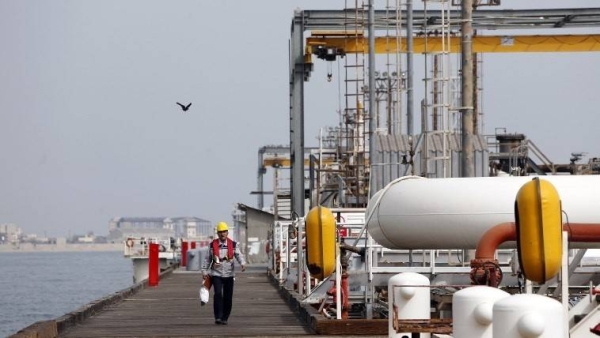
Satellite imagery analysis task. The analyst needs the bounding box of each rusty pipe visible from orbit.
[475,222,600,261]
[471,222,600,286]
[563,223,600,242]
[475,222,516,261]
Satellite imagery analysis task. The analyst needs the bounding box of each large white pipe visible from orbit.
[366,176,600,249]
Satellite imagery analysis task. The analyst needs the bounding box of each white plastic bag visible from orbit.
[199,286,210,306]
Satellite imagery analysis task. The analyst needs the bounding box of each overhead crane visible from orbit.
[289,7,600,215]
[306,33,600,56]
[295,8,600,31]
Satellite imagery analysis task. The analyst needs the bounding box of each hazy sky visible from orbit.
[1,1,598,237]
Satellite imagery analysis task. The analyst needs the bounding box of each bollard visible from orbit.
[453,286,509,338]
[493,294,564,338]
[181,241,188,267]
[388,272,431,338]
[148,243,159,287]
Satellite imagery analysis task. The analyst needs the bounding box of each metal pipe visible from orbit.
[309,154,316,208]
[335,246,341,319]
[257,150,265,210]
[368,0,377,197]
[420,100,428,177]
[406,0,414,136]
[290,11,306,217]
[561,230,568,335]
[474,222,516,261]
[461,0,474,177]
[475,222,600,261]
[564,223,600,242]
[297,218,304,297]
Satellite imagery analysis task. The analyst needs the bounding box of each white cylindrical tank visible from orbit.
[452,286,510,338]
[367,175,600,249]
[388,272,430,338]
[493,294,564,338]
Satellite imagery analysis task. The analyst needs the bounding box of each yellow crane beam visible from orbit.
[306,34,600,54]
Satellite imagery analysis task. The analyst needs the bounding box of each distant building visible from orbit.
[108,216,212,241]
[109,217,167,231]
[169,217,212,238]
[77,234,95,243]
[0,223,22,244]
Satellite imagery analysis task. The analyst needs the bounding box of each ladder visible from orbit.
[422,0,457,178]
[342,0,369,207]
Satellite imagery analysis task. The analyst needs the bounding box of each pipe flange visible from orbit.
[470,259,503,287]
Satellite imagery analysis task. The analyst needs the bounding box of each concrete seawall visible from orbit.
[0,243,122,253]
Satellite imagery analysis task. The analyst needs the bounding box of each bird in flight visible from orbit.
[176,102,192,112]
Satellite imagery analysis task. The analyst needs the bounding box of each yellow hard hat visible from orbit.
[216,222,229,232]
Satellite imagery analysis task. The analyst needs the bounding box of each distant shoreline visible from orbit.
[0,243,122,253]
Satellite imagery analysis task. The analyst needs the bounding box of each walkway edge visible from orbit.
[269,273,319,333]
[268,273,387,335]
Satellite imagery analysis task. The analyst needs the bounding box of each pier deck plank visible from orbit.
[59,267,312,337]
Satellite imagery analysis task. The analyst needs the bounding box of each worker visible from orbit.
[201,221,246,325]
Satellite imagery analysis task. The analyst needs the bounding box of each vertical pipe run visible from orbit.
[432,55,439,131]
[290,11,306,217]
[561,231,569,338]
[461,0,474,177]
[420,100,428,177]
[368,0,377,197]
[257,150,264,210]
[274,167,280,217]
[406,0,414,136]
[310,153,316,208]
[473,52,479,135]
[335,245,342,319]
[279,223,285,282]
[297,219,304,297]
[148,243,159,287]
[286,223,292,283]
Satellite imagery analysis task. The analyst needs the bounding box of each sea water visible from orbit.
[0,251,133,337]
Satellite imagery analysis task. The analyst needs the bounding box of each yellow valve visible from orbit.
[305,206,336,280]
[515,177,562,284]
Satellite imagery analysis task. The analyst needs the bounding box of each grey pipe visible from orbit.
[406,0,414,136]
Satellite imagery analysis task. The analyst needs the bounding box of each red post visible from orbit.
[326,273,350,319]
[181,241,188,267]
[341,273,350,319]
[148,243,159,287]
[191,241,196,249]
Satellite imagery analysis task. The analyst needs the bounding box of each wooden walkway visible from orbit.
[59,266,312,337]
